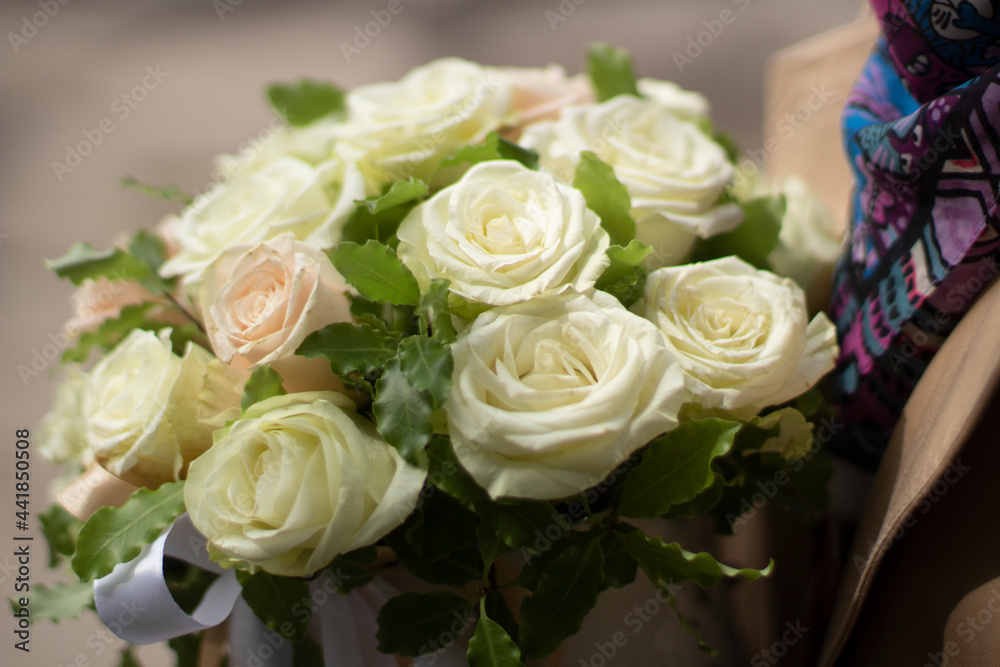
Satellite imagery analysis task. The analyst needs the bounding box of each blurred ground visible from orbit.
[0,1,864,665]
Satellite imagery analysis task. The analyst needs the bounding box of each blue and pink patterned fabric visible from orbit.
[829,0,1000,469]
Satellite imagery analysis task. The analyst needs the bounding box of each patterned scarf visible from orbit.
[829,0,1000,469]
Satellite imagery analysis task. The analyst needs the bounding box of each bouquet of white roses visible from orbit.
[28,44,840,666]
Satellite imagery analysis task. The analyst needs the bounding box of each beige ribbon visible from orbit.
[56,461,157,520]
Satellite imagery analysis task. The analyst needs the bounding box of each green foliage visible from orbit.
[297,322,399,375]
[239,570,311,642]
[163,556,219,615]
[240,366,286,414]
[618,419,741,518]
[440,132,539,171]
[120,176,192,205]
[573,151,635,247]
[395,336,453,409]
[10,581,94,624]
[595,240,653,307]
[331,241,421,307]
[376,591,473,657]
[357,178,428,215]
[323,545,378,594]
[267,80,345,125]
[586,43,640,102]
[406,491,479,562]
[690,195,784,268]
[384,515,482,588]
[39,505,80,567]
[519,541,605,659]
[419,279,457,343]
[72,481,187,582]
[47,242,158,287]
[373,356,435,464]
[168,633,200,667]
[468,598,525,667]
[619,531,772,589]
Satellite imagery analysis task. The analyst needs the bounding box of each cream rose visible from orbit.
[84,329,238,484]
[639,257,838,417]
[334,58,511,189]
[214,117,342,179]
[185,391,425,577]
[200,233,352,373]
[637,78,711,122]
[492,65,594,139]
[766,176,843,293]
[520,95,742,266]
[397,161,610,308]
[446,291,686,500]
[159,156,364,282]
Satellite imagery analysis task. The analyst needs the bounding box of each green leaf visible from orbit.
[120,176,193,205]
[489,502,564,554]
[46,243,157,286]
[426,436,490,505]
[599,532,638,590]
[620,531,772,589]
[240,570,311,642]
[690,195,783,268]
[331,241,421,307]
[519,540,605,659]
[747,408,814,460]
[594,240,653,307]
[297,322,399,375]
[323,545,378,594]
[373,356,434,464]
[117,647,141,667]
[240,366,286,414]
[420,279,457,344]
[39,505,81,567]
[164,556,220,615]
[662,474,726,520]
[573,151,635,246]
[665,591,717,655]
[477,522,513,575]
[586,43,640,102]
[168,634,200,667]
[384,519,482,588]
[440,132,539,171]
[10,581,94,624]
[376,591,473,657]
[267,80,345,126]
[468,598,525,667]
[293,635,325,667]
[72,481,187,582]
[128,229,170,275]
[483,590,520,645]
[407,490,479,561]
[358,177,428,215]
[63,302,157,363]
[396,336,454,408]
[619,418,741,518]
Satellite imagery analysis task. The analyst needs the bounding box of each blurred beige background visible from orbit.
[1,1,864,665]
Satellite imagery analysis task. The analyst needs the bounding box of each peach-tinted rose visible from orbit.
[493,65,594,140]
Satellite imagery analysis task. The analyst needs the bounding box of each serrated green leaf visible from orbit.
[331,241,421,307]
[241,366,286,414]
[72,481,187,582]
[267,80,345,126]
[468,597,525,667]
[62,302,157,363]
[297,322,399,375]
[396,336,453,408]
[39,505,81,567]
[440,132,539,171]
[240,570,311,642]
[373,356,434,464]
[10,581,94,624]
[427,436,490,505]
[419,279,457,343]
[619,419,741,518]
[519,540,605,659]
[323,545,378,594]
[691,195,782,268]
[46,243,157,287]
[620,531,772,590]
[586,43,640,102]
[120,177,193,206]
[573,151,635,247]
[665,591,717,655]
[376,591,473,657]
[358,177,428,215]
[595,240,653,306]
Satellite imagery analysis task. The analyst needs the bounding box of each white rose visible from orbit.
[334,58,511,189]
[200,233,352,372]
[85,329,237,484]
[185,391,425,577]
[492,65,594,139]
[639,257,838,417]
[38,366,93,468]
[766,176,843,292]
[520,96,742,266]
[214,118,342,178]
[637,78,711,122]
[446,291,686,500]
[397,161,610,308]
[159,156,364,282]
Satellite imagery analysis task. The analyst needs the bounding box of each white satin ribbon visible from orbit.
[93,517,473,666]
